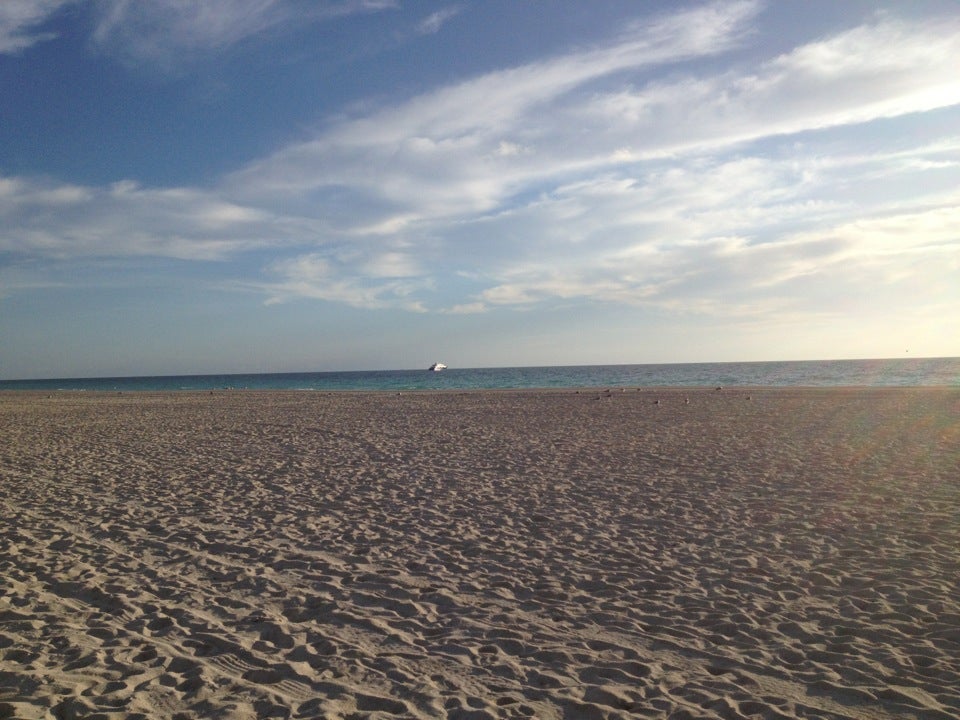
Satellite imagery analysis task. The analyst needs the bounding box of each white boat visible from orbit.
[428,362,447,371]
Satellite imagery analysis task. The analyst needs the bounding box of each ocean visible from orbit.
[1,357,958,392]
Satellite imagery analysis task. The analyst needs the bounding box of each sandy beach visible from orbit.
[1,387,958,719]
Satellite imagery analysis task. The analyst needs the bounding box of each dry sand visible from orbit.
[1,387,958,720]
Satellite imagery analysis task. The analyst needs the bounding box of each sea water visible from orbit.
[1,357,958,392]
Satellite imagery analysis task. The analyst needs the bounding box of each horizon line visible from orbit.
[2,355,957,384]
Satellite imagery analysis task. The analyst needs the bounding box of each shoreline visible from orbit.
[3,384,958,395]
[2,388,958,718]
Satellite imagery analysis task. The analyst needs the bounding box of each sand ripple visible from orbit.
[1,388,959,719]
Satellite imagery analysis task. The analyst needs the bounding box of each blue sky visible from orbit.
[1,0,958,378]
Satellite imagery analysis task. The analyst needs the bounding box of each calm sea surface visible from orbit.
[1,358,958,392]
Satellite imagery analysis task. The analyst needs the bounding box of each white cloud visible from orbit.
[494,141,527,158]
[416,6,460,36]
[262,252,428,310]
[0,175,310,260]
[442,143,960,318]
[444,302,486,315]
[227,1,762,205]
[90,0,397,67]
[92,0,287,64]
[562,16,960,163]
[0,0,77,54]
[227,6,960,249]
[360,251,420,278]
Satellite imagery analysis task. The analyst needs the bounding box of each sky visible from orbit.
[1,0,959,379]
